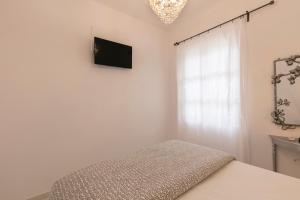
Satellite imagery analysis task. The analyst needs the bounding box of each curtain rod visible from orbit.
[174,0,275,46]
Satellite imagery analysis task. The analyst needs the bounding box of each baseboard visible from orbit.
[27,192,49,200]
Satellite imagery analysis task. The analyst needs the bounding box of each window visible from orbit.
[176,20,249,162]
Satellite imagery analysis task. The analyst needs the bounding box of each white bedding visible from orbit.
[178,161,300,200]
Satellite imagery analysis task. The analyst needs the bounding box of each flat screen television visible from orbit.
[94,37,132,69]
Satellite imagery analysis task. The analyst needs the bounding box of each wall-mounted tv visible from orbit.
[94,37,132,69]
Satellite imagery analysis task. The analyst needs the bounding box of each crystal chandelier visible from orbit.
[149,0,188,24]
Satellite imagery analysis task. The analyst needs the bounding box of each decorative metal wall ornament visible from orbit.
[272,55,300,130]
[271,104,295,130]
[272,55,300,85]
[277,98,290,106]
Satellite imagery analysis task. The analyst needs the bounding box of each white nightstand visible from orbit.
[270,135,300,172]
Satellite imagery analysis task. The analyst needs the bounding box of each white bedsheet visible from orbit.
[178,161,300,200]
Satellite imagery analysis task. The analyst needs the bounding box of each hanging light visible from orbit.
[149,0,188,24]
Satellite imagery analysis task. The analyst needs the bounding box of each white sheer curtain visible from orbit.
[177,20,249,162]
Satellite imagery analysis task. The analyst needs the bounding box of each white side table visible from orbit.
[270,135,300,172]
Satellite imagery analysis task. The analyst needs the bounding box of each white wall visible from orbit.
[169,0,300,174]
[0,0,172,199]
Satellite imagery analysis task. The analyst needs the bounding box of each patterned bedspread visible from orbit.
[49,140,234,200]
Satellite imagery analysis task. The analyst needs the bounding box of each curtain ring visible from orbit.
[246,11,250,22]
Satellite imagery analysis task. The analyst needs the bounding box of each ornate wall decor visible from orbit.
[272,55,300,130]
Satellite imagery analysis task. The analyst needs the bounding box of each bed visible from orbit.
[49,140,300,200]
[178,161,300,200]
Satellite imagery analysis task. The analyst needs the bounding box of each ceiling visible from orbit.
[95,0,221,29]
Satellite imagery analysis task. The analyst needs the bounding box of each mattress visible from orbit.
[178,161,300,200]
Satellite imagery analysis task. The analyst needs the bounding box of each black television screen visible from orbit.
[94,37,132,69]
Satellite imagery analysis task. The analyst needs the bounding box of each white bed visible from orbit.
[179,161,300,200]
[49,141,300,200]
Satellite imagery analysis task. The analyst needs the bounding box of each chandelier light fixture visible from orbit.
[149,0,188,24]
